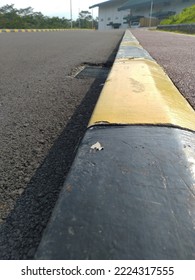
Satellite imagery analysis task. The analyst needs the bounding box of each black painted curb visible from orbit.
[35,30,195,260]
[35,126,195,260]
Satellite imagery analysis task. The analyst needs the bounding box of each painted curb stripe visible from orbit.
[35,126,195,260]
[34,30,195,260]
[88,30,195,132]
[0,29,94,33]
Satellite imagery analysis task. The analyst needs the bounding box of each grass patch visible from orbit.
[160,5,195,25]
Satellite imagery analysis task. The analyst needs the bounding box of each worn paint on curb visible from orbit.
[88,30,195,131]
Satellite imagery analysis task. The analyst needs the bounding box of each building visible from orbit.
[90,0,128,30]
[89,0,194,30]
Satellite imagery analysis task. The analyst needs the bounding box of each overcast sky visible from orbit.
[0,0,106,19]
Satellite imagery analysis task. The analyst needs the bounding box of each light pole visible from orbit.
[70,0,73,28]
[78,8,81,29]
[149,0,153,27]
[91,8,94,29]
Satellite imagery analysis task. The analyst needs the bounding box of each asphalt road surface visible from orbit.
[131,29,195,109]
[0,29,194,260]
[0,30,123,259]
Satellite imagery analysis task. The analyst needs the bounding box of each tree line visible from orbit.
[0,4,98,29]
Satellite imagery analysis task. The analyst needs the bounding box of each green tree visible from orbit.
[0,4,19,28]
[78,10,93,28]
[0,4,95,29]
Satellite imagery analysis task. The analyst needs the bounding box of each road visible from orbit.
[0,30,124,259]
[131,29,195,109]
[0,29,194,259]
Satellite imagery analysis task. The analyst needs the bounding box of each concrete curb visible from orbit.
[35,30,195,260]
[89,30,195,131]
[0,29,94,33]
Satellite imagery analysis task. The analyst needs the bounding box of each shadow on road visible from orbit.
[0,43,121,260]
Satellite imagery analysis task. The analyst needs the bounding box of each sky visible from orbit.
[0,0,106,19]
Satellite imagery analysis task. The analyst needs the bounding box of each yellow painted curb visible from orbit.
[89,58,195,131]
[0,29,94,33]
[120,41,141,47]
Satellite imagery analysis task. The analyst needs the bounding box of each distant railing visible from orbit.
[157,23,195,34]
